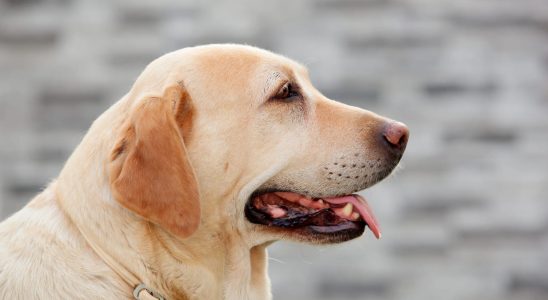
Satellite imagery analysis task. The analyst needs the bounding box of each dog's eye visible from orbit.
[274,82,301,102]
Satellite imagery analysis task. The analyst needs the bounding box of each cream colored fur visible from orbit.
[0,44,399,299]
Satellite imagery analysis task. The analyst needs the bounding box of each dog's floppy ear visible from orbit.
[109,86,200,238]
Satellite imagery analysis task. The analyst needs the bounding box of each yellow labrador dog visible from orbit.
[0,44,408,299]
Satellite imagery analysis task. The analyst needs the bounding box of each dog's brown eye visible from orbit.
[274,82,301,102]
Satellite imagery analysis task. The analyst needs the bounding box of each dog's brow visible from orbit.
[263,71,282,96]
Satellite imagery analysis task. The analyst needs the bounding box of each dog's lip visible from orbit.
[245,190,381,239]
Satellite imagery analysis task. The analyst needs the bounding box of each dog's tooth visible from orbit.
[312,199,327,209]
[267,205,287,218]
[351,212,360,220]
[342,203,353,217]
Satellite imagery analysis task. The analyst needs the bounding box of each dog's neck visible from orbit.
[54,100,272,300]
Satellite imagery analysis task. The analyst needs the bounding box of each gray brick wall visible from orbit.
[1,0,547,299]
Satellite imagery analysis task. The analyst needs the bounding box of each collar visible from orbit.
[75,220,166,300]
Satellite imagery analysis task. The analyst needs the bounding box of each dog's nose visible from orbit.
[382,121,409,155]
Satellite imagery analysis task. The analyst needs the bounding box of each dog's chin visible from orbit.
[244,190,379,244]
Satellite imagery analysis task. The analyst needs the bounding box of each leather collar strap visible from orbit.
[77,228,166,300]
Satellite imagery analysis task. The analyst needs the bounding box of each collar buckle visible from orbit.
[133,283,165,300]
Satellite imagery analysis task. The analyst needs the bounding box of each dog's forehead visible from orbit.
[186,44,308,80]
[132,45,310,101]
[169,45,311,105]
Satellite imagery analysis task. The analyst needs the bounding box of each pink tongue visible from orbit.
[323,195,381,239]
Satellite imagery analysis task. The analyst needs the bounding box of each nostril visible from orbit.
[383,121,409,150]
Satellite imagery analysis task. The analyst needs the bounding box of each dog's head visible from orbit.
[108,44,408,245]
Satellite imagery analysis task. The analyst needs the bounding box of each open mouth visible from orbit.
[245,191,381,239]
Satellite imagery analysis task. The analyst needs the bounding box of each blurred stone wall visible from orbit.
[1,0,548,299]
